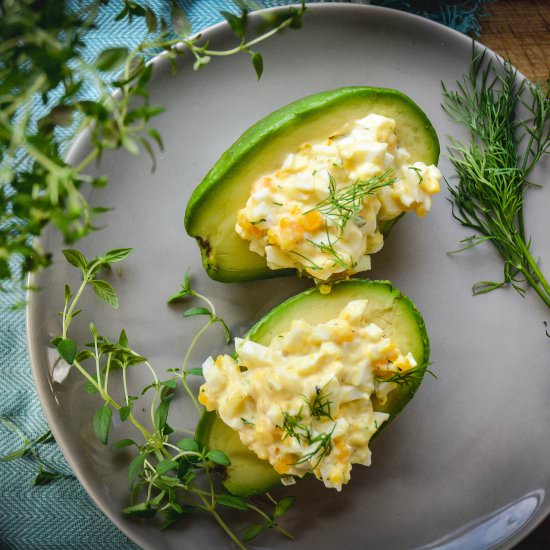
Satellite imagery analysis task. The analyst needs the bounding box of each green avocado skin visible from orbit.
[185,86,440,282]
[195,280,430,497]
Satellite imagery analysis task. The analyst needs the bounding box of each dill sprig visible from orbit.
[280,395,336,468]
[293,426,335,469]
[306,227,355,270]
[442,46,550,306]
[307,171,395,231]
[305,385,334,420]
[374,365,434,387]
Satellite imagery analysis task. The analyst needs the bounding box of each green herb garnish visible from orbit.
[54,247,294,548]
[307,170,395,231]
[0,1,306,288]
[442,46,550,306]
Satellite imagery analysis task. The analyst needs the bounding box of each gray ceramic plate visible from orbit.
[27,4,550,550]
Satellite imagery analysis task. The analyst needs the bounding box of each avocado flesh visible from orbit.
[195,280,430,497]
[185,87,440,282]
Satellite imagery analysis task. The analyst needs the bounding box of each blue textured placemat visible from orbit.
[0,1,489,549]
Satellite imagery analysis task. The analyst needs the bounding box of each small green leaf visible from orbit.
[154,394,174,433]
[62,249,87,271]
[216,493,248,510]
[118,329,129,347]
[182,306,211,318]
[156,460,178,475]
[76,349,94,363]
[176,439,199,453]
[93,405,112,445]
[215,317,232,344]
[221,10,247,39]
[186,367,203,377]
[161,506,195,529]
[243,523,265,542]
[103,248,133,264]
[119,405,132,421]
[0,446,28,462]
[148,128,164,151]
[123,502,156,518]
[274,495,295,517]
[32,468,63,486]
[84,380,99,394]
[171,4,191,36]
[114,438,136,450]
[128,453,147,486]
[145,8,157,33]
[97,47,129,71]
[90,279,119,309]
[206,450,231,466]
[56,338,77,365]
[250,51,263,80]
[167,289,191,303]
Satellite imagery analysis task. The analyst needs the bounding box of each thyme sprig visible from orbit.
[0,0,306,286]
[442,46,550,306]
[54,247,295,548]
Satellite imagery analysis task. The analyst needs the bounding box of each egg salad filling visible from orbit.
[236,113,441,281]
[198,299,418,491]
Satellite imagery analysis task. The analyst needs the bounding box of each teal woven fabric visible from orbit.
[0,1,489,549]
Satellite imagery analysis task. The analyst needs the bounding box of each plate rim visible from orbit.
[26,3,545,549]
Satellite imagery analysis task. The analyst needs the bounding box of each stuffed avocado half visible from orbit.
[185,86,440,283]
[195,280,430,497]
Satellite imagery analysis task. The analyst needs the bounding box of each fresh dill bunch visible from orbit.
[307,170,395,231]
[442,46,550,306]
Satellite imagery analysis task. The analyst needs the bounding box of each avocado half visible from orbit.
[185,86,440,283]
[195,280,430,497]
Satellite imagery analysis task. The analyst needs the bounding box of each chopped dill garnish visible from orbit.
[293,426,335,469]
[408,166,424,184]
[250,218,266,225]
[305,385,333,420]
[306,170,395,231]
[306,223,356,270]
[280,406,336,468]
[288,250,323,271]
[281,408,310,444]
[375,365,435,386]
[241,417,255,426]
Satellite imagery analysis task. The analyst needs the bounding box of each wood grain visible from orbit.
[479,0,550,83]
[478,1,550,548]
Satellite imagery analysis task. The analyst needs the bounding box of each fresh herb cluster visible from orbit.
[443,47,550,307]
[0,0,306,287]
[53,247,295,547]
[293,171,395,274]
[279,386,336,469]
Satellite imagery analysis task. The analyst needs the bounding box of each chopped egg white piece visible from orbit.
[198,299,418,491]
[235,113,441,280]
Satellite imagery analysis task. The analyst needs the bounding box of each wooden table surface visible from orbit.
[478,1,549,548]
